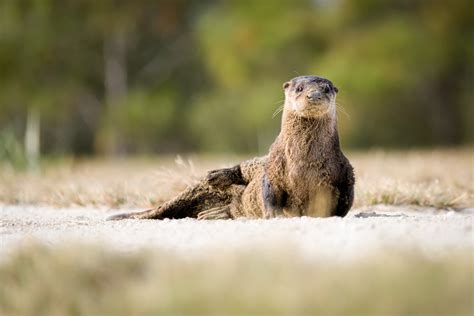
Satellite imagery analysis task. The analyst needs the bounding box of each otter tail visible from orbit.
[107,166,244,221]
[107,184,229,220]
[107,198,195,220]
[107,208,161,220]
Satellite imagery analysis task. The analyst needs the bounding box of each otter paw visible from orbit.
[197,206,231,220]
[264,209,276,219]
[204,169,234,188]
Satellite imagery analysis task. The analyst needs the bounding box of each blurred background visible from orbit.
[0,0,472,169]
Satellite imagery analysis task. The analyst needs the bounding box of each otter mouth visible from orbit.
[303,108,331,118]
[307,100,330,108]
[293,100,332,118]
[294,107,331,119]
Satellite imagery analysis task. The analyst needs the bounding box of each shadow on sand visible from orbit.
[354,212,407,218]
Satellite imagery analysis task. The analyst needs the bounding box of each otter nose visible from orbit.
[307,91,323,102]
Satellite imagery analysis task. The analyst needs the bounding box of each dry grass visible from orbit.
[0,148,472,210]
[0,243,472,316]
[351,148,473,209]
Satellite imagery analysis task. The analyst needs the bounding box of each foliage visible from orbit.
[0,128,27,170]
[0,0,472,155]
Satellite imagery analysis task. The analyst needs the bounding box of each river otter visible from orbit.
[108,75,354,220]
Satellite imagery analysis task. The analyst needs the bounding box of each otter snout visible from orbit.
[306,91,323,103]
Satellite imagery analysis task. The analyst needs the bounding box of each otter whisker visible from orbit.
[273,98,285,104]
[272,104,284,119]
[336,106,349,118]
[336,102,350,119]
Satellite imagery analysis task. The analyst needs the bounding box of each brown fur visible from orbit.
[108,76,354,220]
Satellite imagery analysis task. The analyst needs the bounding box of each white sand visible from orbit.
[1,205,472,260]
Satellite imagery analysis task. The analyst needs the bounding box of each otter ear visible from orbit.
[283,82,290,90]
[334,86,339,93]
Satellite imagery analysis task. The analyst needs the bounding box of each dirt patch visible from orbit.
[1,205,472,260]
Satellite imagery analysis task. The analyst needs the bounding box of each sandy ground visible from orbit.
[1,205,472,260]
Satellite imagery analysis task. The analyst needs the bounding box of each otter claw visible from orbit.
[197,206,231,220]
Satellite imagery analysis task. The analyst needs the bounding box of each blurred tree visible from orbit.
[191,0,327,153]
[0,0,213,158]
[0,0,472,161]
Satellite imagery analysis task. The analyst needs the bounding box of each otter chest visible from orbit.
[285,142,333,187]
[284,144,338,216]
[286,161,337,217]
[287,160,327,185]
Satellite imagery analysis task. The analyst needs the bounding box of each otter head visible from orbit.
[283,76,338,119]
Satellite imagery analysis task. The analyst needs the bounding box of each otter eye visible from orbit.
[296,85,303,93]
[323,85,331,93]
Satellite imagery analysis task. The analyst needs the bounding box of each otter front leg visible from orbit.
[333,162,355,217]
[262,174,287,218]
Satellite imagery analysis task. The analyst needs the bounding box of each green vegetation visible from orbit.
[0,0,472,162]
[0,244,472,316]
[0,128,27,170]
